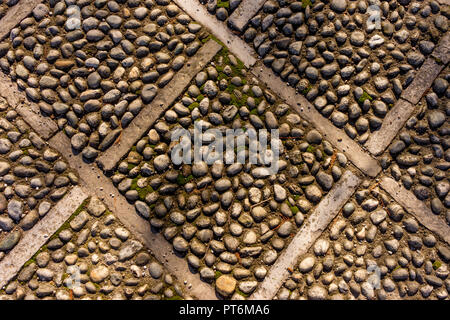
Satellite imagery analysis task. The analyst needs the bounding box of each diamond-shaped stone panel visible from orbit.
[276,181,450,300]
[240,0,447,144]
[0,0,207,160]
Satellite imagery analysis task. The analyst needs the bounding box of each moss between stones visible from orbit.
[188,102,199,111]
[302,0,312,8]
[176,174,194,186]
[216,0,230,9]
[358,91,373,104]
[433,260,442,270]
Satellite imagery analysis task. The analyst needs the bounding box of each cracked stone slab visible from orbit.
[174,0,257,68]
[250,170,361,300]
[48,132,217,300]
[380,176,450,246]
[228,0,266,32]
[365,99,415,156]
[400,58,445,105]
[0,0,43,41]
[0,186,87,288]
[97,39,222,173]
[252,63,381,178]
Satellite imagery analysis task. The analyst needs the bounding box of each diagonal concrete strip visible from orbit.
[0,72,58,140]
[365,98,415,156]
[400,57,445,105]
[0,186,88,288]
[250,170,361,300]
[173,0,257,68]
[431,30,450,64]
[228,0,266,32]
[0,0,43,41]
[49,132,218,300]
[252,64,381,178]
[380,176,450,246]
[97,39,222,173]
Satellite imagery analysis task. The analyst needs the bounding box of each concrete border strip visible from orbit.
[48,132,218,300]
[228,0,266,32]
[250,170,361,300]
[97,39,222,173]
[252,64,381,178]
[0,186,87,288]
[380,176,450,245]
[431,30,450,65]
[0,72,58,140]
[173,0,257,68]
[400,57,445,105]
[0,0,43,41]
[365,99,415,156]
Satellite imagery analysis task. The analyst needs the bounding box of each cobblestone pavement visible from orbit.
[0,0,448,300]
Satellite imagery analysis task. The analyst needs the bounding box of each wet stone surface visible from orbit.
[111,49,351,299]
[0,0,208,161]
[0,96,77,256]
[276,180,450,300]
[382,67,449,222]
[0,196,187,300]
[241,0,448,144]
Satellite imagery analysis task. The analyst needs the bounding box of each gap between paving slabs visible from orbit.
[0,0,43,41]
[0,186,87,288]
[47,132,218,300]
[97,39,222,173]
[250,170,362,300]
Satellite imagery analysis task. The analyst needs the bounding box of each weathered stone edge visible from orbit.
[365,98,415,156]
[0,186,87,288]
[0,0,43,41]
[250,170,361,300]
[252,64,381,178]
[0,72,59,140]
[400,57,445,105]
[431,31,450,64]
[380,176,450,246]
[48,132,218,300]
[366,30,449,156]
[173,0,257,68]
[96,39,222,173]
[228,0,266,32]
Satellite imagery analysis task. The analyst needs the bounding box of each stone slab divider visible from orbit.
[0,0,43,41]
[400,58,445,105]
[380,176,450,245]
[0,72,59,140]
[431,32,450,65]
[365,32,449,156]
[228,0,266,32]
[252,64,381,178]
[173,0,257,68]
[364,99,415,156]
[96,39,222,173]
[250,170,361,300]
[0,186,88,288]
[48,132,218,300]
